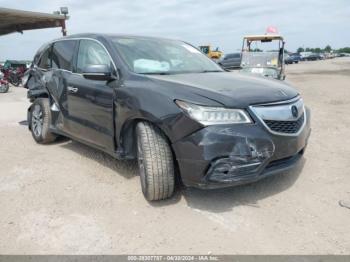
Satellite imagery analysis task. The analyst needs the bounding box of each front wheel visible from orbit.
[11,77,21,87]
[136,122,175,201]
[30,98,57,144]
[0,83,9,93]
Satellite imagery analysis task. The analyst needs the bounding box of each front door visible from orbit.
[66,39,116,151]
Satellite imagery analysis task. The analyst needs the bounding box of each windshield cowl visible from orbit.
[139,69,224,75]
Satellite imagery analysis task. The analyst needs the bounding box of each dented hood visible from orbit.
[147,72,299,108]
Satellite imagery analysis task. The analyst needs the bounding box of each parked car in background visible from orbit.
[290,53,302,63]
[325,53,336,59]
[284,54,293,64]
[25,33,311,201]
[300,52,312,61]
[304,53,323,61]
[285,53,302,64]
[218,53,241,69]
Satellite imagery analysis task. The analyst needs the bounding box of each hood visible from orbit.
[146,72,299,108]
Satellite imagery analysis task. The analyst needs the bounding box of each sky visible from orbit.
[0,0,349,60]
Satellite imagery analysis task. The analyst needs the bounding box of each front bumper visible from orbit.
[172,107,311,189]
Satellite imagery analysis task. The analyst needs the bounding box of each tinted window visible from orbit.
[51,40,77,71]
[76,40,111,73]
[38,48,51,69]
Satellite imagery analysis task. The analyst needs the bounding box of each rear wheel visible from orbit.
[136,122,175,201]
[30,98,57,144]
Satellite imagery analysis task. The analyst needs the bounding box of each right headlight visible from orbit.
[175,100,252,125]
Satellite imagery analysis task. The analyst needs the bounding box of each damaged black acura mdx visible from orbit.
[25,34,311,201]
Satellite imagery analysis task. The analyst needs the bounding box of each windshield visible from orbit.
[112,37,223,74]
[241,51,280,68]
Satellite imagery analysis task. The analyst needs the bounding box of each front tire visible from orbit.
[30,98,57,144]
[136,122,175,201]
[11,79,21,87]
[0,83,9,93]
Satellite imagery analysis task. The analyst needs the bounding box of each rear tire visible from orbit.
[30,98,57,144]
[136,122,175,201]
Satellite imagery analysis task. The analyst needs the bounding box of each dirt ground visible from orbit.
[0,58,349,254]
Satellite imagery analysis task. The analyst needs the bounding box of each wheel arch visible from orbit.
[28,89,50,102]
[118,116,173,159]
[119,116,183,187]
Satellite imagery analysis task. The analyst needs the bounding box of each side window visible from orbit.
[51,40,77,71]
[76,40,111,73]
[38,48,51,69]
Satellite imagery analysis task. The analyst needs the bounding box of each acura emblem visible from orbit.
[291,105,298,118]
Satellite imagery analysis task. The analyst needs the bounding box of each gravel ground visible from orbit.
[0,58,349,254]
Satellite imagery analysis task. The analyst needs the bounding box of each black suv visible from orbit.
[25,34,311,201]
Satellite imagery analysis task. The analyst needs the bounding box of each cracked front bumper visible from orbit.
[172,107,311,189]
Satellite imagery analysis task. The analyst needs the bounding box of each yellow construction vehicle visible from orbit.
[199,45,223,60]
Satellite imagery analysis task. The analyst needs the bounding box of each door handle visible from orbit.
[67,86,78,93]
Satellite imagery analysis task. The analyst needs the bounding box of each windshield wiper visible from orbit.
[139,72,173,75]
[198,70,224,73]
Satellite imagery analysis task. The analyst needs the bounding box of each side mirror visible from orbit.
[82,64,115,81]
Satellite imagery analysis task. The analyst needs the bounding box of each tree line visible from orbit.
[297,45,350,54]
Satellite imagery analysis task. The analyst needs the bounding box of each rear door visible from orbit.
[30,45,52,92]
[66,39,115,151]
[45,40,78,134]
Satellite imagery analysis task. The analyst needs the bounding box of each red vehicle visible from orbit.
[0,71,9,93]
[2,67,25,86]
[1,60,28,86]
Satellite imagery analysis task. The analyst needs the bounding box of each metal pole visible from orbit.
[61,19,67,36]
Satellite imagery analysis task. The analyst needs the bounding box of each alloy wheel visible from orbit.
[32,104,43,137]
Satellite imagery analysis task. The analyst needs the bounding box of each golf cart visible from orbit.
[240,34,285,80]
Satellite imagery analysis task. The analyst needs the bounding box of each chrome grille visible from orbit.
[264,113,304,134]
[249,97,306,136]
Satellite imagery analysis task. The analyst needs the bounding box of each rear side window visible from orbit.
[76,40,111,73]
[38,48,51,69]
[51,40,77,71]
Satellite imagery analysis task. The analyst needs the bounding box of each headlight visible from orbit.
[175,100,252,125]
